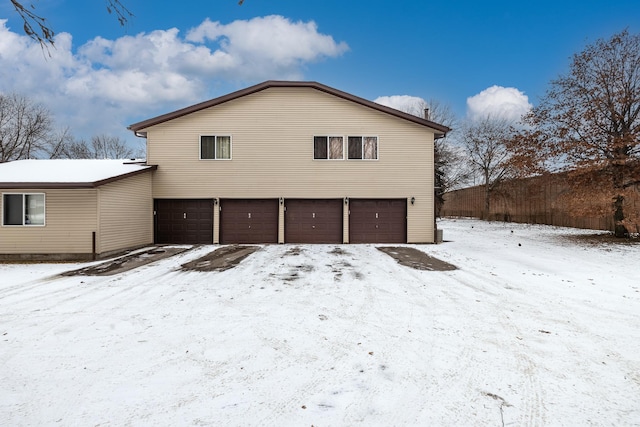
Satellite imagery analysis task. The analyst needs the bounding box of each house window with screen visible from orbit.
[201,135,232,160]
[348,136,378,160]
[2,193,45,226]
[314,136,344,160]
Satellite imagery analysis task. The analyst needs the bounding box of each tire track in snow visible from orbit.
[515,352,545,427]
[416,256,548,426]
[251,245,374,424]
[234,245,402,425]
[493,300,546,427]
[0,246,208,310]
[0,245,163,299]
[389,251,547,426]
[332,246,481,425]
[0,247,214,370]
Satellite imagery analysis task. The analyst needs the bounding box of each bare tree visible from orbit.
[387,98,471,215]
[424,100,473,215]
[56,134,135,159]
[520,29,640,237]
[0,93,139,161]
[0,93,53,162]
[91,134,135,159]
[10,0,246,47]
[460,116,515,219]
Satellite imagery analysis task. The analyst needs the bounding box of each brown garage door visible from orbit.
[155,199,213,244]
[220,199,279,244]
[285,199,343,243]
[349,199,407,243]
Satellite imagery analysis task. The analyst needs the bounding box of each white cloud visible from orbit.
[0,17,348,143]
[373,95,427,116]
[186,16,348,78]
[466,85,532,121]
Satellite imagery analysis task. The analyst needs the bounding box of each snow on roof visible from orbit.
[0,159,154,187]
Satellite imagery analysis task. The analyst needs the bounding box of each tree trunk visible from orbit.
[613,195,628,237]
[483,182,491,220]
[612,159,629,238]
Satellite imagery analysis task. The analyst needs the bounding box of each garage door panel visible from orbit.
[155,199,213,244]
[349,199,406,243]
[285,199,343,244]
[220,199,278,244]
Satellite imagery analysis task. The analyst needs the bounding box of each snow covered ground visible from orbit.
[1,218,639,426]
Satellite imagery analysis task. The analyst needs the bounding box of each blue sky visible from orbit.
[1,0,640,146]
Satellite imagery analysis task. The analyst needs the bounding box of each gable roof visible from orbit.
[128,81,451,138]
[0,159,156,189]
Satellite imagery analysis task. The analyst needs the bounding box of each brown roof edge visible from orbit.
[0,165,157,189]
[127,81,451,137]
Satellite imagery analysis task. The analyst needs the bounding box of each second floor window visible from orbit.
[348,136,378,160]
[314,136,344,160]
[201,135,232,160]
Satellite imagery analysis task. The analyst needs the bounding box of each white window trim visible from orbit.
[347,135,379,161]
[2,192,46,227]
[199,134,233,161]
[313,135,345,161]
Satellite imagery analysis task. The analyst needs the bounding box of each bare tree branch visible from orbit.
[9,0,134,48]
[105,0,134,27]
[10,0,248,47]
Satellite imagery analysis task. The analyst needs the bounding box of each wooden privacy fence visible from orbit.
[441,175,640,232]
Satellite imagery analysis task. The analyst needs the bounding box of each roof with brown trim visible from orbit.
[0,159,156,189]
[128,81,451,138]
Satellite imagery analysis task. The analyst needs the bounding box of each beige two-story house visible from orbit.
[128,81,449,245]
[0,81,448,260]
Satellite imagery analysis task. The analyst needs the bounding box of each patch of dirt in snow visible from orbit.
[270,264,315,283]
[329,247,350,256]
[378,246,457,271]
[327,246,363,280]
[181,245,260,272]
[62,246,191,276]
[560,232,640,247]
[284,246,306,256]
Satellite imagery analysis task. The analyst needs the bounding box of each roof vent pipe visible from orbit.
[424,108,430,120]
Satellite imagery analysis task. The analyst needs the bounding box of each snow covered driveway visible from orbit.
[1,219,639,426]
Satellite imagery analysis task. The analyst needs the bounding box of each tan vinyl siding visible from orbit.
[0,189,97,255]
[343,202,350,243]
[213,198,220,244]
[145,87,435,243]
[278,202,285,244]
[97,172,153,254]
